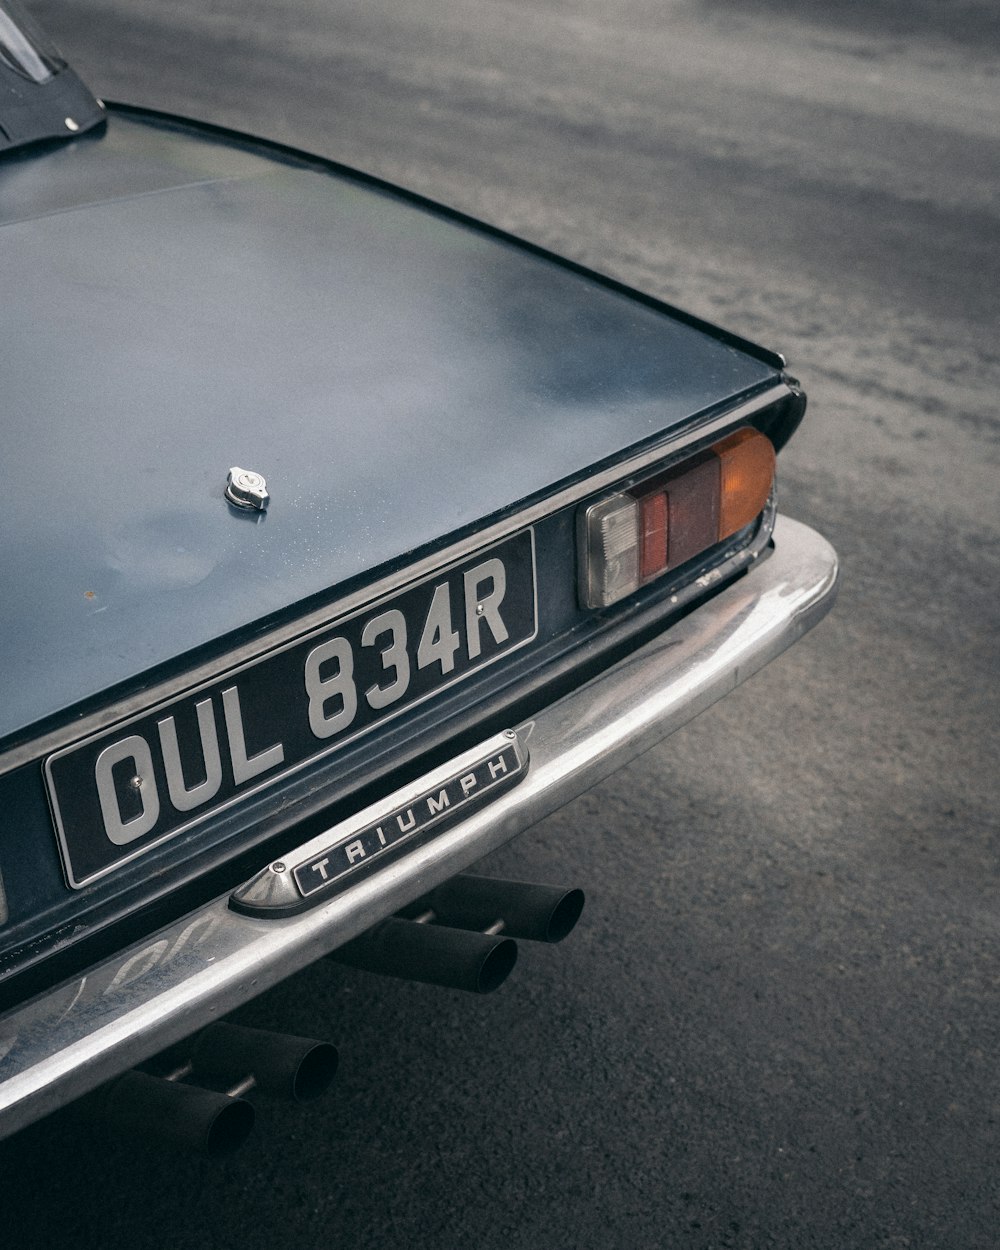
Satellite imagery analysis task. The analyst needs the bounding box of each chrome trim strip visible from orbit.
[0,514,836,1139]
[0,382,791,776]
[231,729,529,916]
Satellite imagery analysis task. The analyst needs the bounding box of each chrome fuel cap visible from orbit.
[225,466,269,511]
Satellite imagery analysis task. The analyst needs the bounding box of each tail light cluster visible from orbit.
[578,427,776,608]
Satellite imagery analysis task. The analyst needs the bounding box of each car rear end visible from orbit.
[0,102,837,1145]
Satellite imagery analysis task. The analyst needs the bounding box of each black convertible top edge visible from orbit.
[103,100,789,374]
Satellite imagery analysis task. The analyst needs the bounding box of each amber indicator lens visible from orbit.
[713,427,776,540]
[579,426,776,608]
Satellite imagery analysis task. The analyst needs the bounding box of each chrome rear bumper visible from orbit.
[0,514,837,1140]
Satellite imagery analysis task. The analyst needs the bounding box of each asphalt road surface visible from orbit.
[8,2,999,1247]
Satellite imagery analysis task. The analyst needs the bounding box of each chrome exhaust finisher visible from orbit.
[328,916,518,994]
[0,516,837,1143]
[190,1022,338,1104]
[408,874,585,944]
[93,1069,255,1157]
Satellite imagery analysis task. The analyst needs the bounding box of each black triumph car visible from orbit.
[0,2,837,1152]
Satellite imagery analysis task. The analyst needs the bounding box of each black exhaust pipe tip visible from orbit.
[203,1095,256,1158]
[290,1040,340,1103]
[191,1022,339,1103]
[330,916,518,994]
[420,875,586,943]
[98,1070,255,1157]
[473,933,519,994]
[539,887,585,943]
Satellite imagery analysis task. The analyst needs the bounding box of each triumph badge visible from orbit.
[225,466,269,512]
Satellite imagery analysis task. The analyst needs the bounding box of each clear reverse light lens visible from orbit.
[580,493,639,608]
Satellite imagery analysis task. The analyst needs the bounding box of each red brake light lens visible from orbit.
[639,491,668,580]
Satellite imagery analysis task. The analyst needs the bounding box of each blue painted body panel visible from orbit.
[1,110,778,745]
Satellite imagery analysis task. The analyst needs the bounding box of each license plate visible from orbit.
[46,530,537,888]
